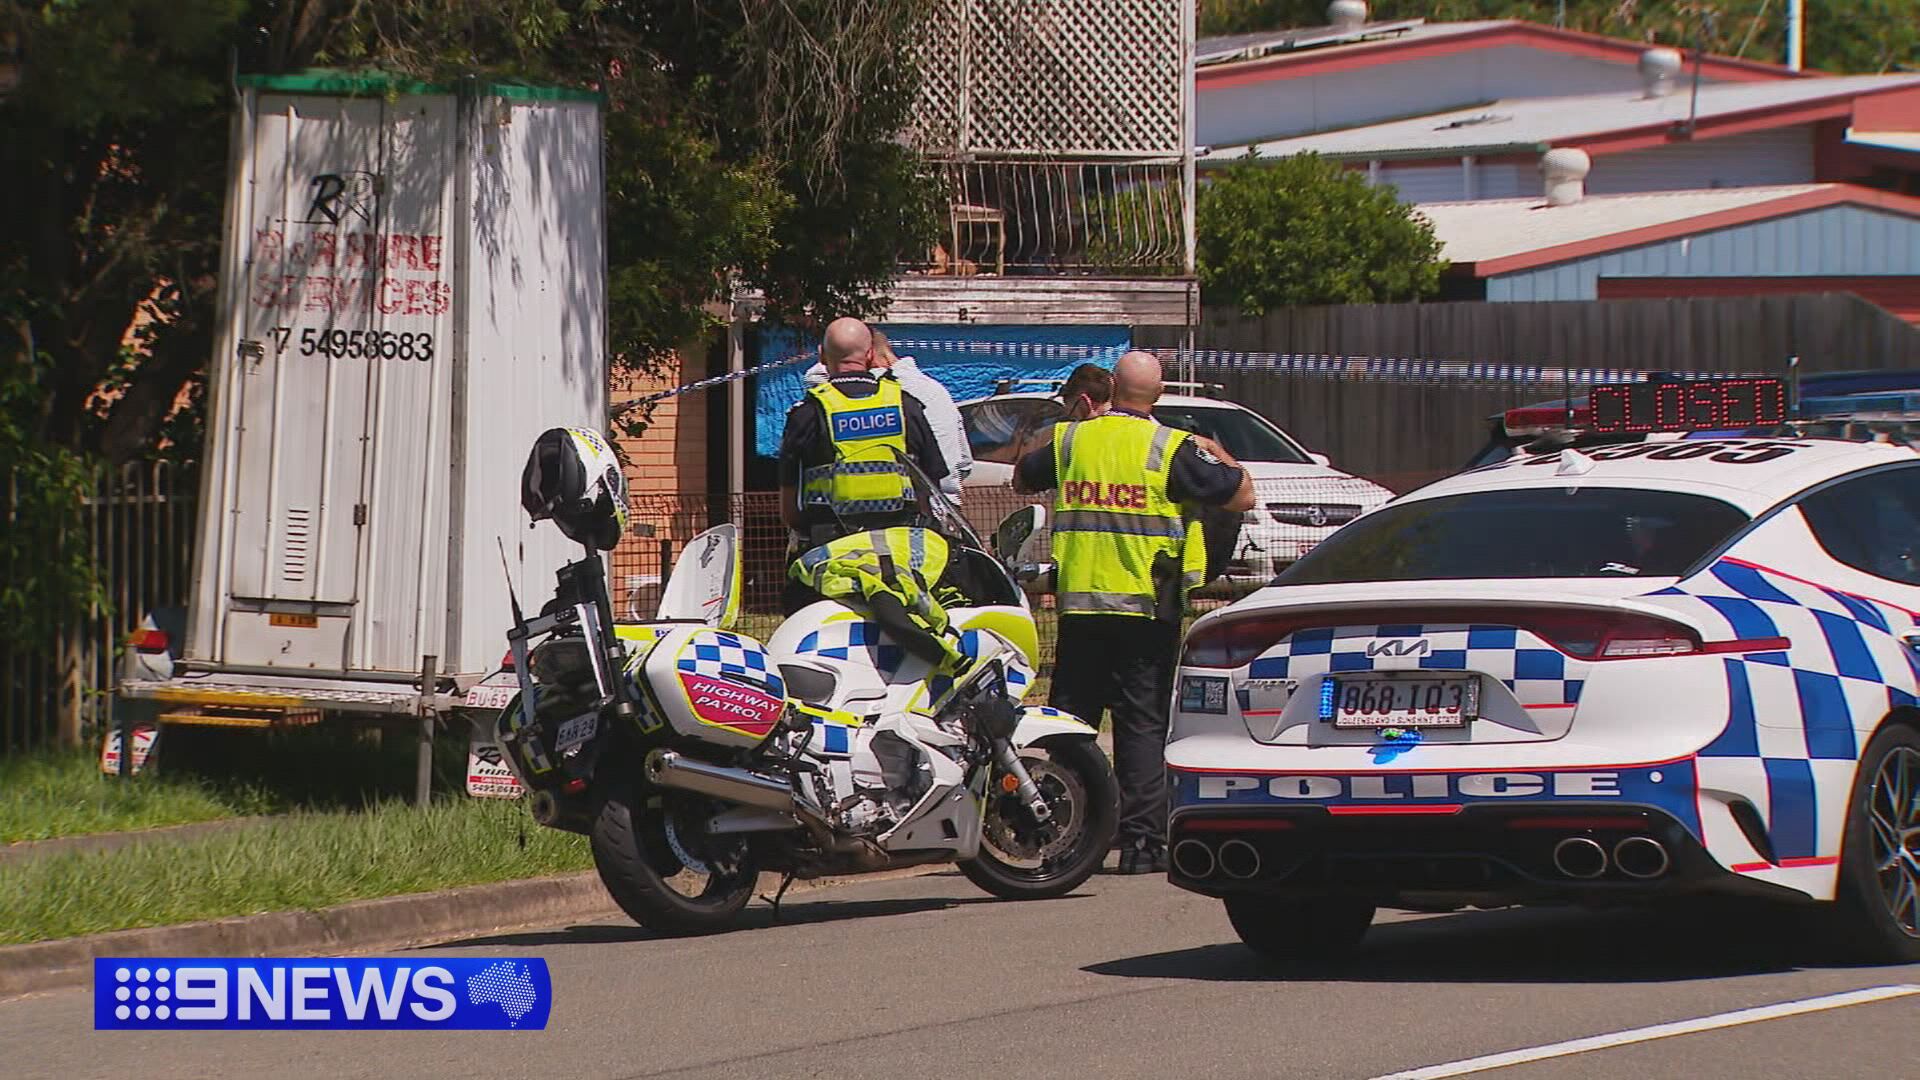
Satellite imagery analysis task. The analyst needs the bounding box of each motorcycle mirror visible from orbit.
[992,504,1047,566]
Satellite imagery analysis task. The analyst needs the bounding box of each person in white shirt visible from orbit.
[802,331,973,503]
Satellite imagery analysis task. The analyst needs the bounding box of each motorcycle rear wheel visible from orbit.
[960,737,1117,900]
[590,785,757,935]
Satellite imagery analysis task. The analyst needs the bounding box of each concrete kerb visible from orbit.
[0,865,945,1000]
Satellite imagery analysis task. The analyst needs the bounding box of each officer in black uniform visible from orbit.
[778,317,949,613]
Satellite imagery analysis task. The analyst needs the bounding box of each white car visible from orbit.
[1166,418,1920,965]
[958,385,1392,584]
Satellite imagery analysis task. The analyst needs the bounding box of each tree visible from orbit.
[1197,1,1920,75]
[1196,153,1445,315]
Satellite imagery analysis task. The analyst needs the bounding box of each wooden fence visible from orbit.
[1,464,197,754]
[1142,293,1920,477]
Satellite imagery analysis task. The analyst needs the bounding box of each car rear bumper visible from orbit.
[1166,802,1809,909]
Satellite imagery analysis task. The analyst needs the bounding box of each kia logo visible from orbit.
[1366,638,1431,657]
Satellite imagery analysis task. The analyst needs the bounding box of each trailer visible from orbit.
[117,72,606,802]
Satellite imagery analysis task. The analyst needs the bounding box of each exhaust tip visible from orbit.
[529,789,560,827]
[1172,839,1217,879]
[1553,836,1608,879]
[1217,839,1262,880]
[1614,836,1671,879]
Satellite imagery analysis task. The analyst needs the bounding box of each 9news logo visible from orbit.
[94,958,550,1031]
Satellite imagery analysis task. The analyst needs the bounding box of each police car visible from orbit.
[1167,376,1920,964]
[959,381,1392,584]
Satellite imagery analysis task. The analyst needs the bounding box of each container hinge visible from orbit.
[237,339,266,367]
[353,504,368,526]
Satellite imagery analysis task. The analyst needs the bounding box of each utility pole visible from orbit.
[1786,0,1804,71]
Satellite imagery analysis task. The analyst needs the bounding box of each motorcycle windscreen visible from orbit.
[655,524,742,628]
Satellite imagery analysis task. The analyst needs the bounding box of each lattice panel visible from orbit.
[912,0,1186,159]
[907,0,964,153]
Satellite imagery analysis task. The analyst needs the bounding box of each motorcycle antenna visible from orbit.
[498,536,526,629]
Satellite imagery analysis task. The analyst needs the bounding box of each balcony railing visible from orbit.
[906,160,1188,278]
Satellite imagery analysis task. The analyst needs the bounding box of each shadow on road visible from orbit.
[1084,903,1844,985]
[424,889,1023,949]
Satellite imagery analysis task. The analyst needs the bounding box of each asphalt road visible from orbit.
[6,870,1919,1080]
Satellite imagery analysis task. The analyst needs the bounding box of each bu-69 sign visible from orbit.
[270,326,436,362]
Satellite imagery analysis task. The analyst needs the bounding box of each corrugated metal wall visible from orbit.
[452,96,607,677]
[1584,126,1816,195]
[1488,203,1920,301]
[1378,161,1530,202]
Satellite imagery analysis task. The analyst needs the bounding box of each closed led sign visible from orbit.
[1588,378,1787,433]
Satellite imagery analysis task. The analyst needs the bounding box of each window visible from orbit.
[1155,406,1311,464]
[1797,468,1920,586]
[1277,487,1749,585]
[961,399,1065,465]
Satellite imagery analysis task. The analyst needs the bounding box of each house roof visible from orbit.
[1199,74,1920,163]
[1417,183,1920,276]
[1196,19,1804,87]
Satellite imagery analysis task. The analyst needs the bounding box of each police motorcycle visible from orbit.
[493,428,1116,934]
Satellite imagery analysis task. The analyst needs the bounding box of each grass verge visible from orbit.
[0,797,590,946]
[0,751,276,845]
[0,725,480,845]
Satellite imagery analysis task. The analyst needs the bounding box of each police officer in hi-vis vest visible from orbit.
[779,318,950,613]
[1016,351,1253,873]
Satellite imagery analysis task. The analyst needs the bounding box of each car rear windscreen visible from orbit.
[1155,406,1309,464]
[1276,487,1749,584]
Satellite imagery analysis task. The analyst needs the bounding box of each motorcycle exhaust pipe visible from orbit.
[528,789,592,835]
[645,749,799,814]
[1613,836,1671,879]
[1217,839,1262,880]
[1552,836,1609,880]
[1171,839,1217,879]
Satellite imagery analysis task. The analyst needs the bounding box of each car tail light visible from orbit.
[500,649,516,670]
[130,628,170,654]
[1182,605,1736,670]
[1183,614,1323,669]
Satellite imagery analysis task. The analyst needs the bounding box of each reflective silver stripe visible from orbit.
[1058,421,1079,473]
[1145,424,1176,472]
[1053,509,1185,538]
[909,527,926,570]
[1058,591,1156,615]
[1183,570,1207,590]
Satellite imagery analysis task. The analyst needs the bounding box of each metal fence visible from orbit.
[907,160,1187,276]
[2,463,198,754]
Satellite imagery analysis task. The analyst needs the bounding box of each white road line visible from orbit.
[1372,984,1920,1080]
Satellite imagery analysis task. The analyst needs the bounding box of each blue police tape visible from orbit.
[93,957,551,1031]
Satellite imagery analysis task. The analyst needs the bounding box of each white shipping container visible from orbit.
[187,73,606,682]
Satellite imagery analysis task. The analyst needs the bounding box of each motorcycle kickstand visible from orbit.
[760,871,798,922]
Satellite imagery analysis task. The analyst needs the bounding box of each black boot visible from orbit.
[1115,838,1167,875]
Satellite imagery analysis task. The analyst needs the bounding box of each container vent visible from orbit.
[283,507,313,582]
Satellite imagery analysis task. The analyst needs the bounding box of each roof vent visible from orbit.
[1638,47,1683,98]
[1540,148,1592,207]
[1328,0,1368,31]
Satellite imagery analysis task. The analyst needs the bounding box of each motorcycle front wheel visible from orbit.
[960,737,1118,901]
[591,784,758,935]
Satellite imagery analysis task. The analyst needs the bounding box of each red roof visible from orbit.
[1197,20,1807,92]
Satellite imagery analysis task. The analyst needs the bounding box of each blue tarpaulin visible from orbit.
[752,324,1131,457]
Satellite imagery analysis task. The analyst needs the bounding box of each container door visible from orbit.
[220,93,456,668]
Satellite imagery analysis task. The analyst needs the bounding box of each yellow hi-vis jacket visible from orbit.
[799,379,913,515]
[789,527,961,666]
[1050,414,1207,618]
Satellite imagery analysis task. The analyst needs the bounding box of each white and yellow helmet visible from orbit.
[521,427,629,551]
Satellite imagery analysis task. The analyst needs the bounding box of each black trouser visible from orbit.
[1048,613,1178,850]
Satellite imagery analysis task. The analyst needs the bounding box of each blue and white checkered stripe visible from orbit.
[1643,559,1920,864]
[959,629,1033,695]
[794,621,908,677]
[1246,624,1587,708]
[676,630,785,698]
